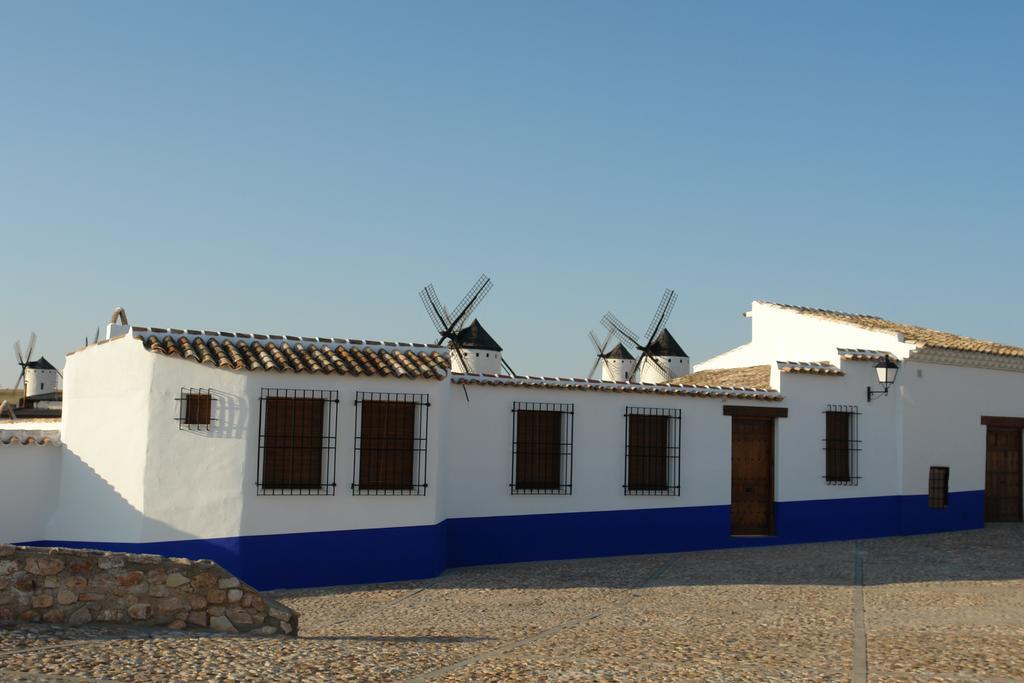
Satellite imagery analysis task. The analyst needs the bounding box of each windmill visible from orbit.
[587,329,636,381]
[13,332,37,400]
[600,288,685,383]
[14,332,62,405]
[419,274,515,376]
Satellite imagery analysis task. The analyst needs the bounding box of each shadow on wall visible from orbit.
[178,390,248,440]
[25,447,196,555]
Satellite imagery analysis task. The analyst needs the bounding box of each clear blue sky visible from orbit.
[2,1,1022,386]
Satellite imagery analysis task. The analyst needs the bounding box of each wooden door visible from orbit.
[985,426,1022,522]
[731,417,774,535]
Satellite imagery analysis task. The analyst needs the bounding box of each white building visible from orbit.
[2,299,1023,590]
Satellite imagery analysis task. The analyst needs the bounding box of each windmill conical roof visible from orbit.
[454,319,503,352]
[648,329,687,357]
[26,356,57,370]
[604,343,634,360]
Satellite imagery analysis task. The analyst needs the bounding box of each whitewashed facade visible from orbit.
[2,300,1022,589]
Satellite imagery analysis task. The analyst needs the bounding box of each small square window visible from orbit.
[824,406,860,485]
[928,467,949,509]
[177,389,214,430]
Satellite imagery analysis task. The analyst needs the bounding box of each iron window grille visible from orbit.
[928,466,949,509]
[511,402,574,495]
[175,388,216,430]
[823,405,861,485]
[256,388,339,496]
[352,392,429,496]
[624,407,681,495]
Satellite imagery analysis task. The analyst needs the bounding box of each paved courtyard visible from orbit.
[2,525,1024,682]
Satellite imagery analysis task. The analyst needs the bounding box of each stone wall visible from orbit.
[0,545,298,635]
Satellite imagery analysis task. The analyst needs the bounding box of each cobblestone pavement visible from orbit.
[2,526,1024,681]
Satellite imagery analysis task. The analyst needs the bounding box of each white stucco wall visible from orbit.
[24,367,59,398]
[0,444,61,543]
[900,360,1024,496]
[697,302,917,371]
[773,362,901,502]
[49,337,155,542]
[139,351,448,542]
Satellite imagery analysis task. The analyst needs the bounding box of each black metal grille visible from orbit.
[175,388,216,430]
[929,466,949,508]
[823,405,860,485]
[256,388,339,495]
[352,392,429,496]
[624,407,681,495]
[511,402,573,495]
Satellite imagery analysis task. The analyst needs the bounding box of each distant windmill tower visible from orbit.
[419,274,516,376]
[587,330,635,382]
[14,332,61,404]
[600,289,689,383]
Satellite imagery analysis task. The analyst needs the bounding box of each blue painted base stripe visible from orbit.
[24,491,984,590]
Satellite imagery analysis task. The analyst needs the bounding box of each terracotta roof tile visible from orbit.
[837,348,892,361]
[0,433,61,446]
[665,365,773,391]
[763,302,1024,358]
[452,372,781,400]
[138,332,449,380]
[777,361,844,376]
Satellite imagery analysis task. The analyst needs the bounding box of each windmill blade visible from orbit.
[501,357,517,377]
[14,340,23,365]
[600,312,642,349]
[644,289,678,345]
[94,327,100,344]
[15,368,25,389]
[588,329,613,379]
[25,332,37,362]
[448,274,492,333]
[628,350,673,383]
[419,284,452,340]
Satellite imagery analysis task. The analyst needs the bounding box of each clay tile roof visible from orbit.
[450,372,781,400]
[135,330,449,380]
[837,348,891,361]
[777,361,844,376]
[763,302,1024,358]
[664,365,772,391]
[0,432,61,446]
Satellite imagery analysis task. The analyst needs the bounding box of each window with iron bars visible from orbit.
[929,466,949,509]
[256,388,339,495]
[352,392,429,495]
[824,405,861,485]
[511,402,573,495]
[624,407,681,495]
[175,388,215,430]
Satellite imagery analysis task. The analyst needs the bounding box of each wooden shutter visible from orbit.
[628,414,668,491]
[359,401,415,490]
[185,393,212,426]
[516,410,562,490]
[825,411,850,483]
[928,466,949,509]
[263,397,324,488]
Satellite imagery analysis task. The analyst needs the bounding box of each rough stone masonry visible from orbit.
[0,544,298,635]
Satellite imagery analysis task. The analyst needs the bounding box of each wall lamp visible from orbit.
[867,357,899,402]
